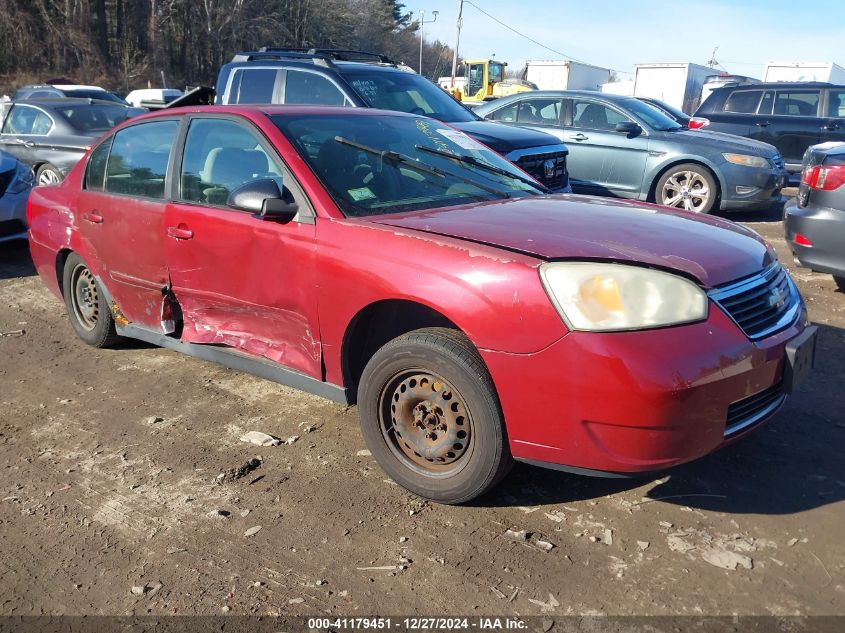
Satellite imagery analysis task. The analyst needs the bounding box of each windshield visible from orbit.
[622,98,683,131]
[272,113,543,217]
[56,104,132,132]
[339,70,478,123]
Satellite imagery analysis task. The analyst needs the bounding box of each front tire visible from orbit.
[62,252,122,347]
[357,328,513,504]
[36,163,63,186]
[654,163,717,213]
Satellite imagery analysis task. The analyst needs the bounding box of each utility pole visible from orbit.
[419,9,439,76]
[450,0,463,88]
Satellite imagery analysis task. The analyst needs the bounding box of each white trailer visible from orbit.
[633,62,713,114]
[601,79,634,96]
[763,61,845,84]
[522,60,611,91]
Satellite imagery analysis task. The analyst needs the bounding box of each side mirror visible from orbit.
[615,121,643,136]
[227,178,298,222]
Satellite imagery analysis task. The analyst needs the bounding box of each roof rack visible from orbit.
[231,47,400,66]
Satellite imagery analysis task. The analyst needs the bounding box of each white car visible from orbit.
[124,88,183,109]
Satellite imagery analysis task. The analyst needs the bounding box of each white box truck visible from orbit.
[633,63,713,114]
[522,60,611,91]
[763,61,845,84]
[601,79,634,96]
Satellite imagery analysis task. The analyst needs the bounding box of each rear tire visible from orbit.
[835,276,845,292]
[36,163,63,186]
[357,327,513,504]
[62,252,122,348]
[654,163,718,214]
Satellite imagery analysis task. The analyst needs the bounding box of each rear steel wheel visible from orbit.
[62,252,123,348]
[37,164,62,186]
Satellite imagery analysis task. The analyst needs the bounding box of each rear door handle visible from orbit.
[570,133,589,141]
[823,123,840,131]
[755,121,770,128]
[167,226,194,240]
[82,211,104,224]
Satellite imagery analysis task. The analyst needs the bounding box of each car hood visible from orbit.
[371,195,774,288]
[451,120,566,155]
[660,128,780,158]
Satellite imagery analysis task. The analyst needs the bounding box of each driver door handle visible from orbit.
[569,133,589,141]
[167,225,194,240]
[755,121,770,128]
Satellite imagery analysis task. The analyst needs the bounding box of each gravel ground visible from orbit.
[1,196,843,618]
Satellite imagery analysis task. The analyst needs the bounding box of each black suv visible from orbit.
[695,82,845,174]
[213,48,570,191]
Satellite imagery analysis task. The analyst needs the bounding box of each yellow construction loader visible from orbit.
[457,59,536,104]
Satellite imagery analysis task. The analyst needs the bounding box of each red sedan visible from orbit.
[27,106,817,503]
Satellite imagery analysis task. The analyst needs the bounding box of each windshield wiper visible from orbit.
[415,145,551,194]
[333,136,511,199]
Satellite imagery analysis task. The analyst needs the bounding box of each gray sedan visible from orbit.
[0,150,34,242]
[0,99,140,185]
[475,90,788,214]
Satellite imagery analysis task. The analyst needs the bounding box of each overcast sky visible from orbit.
[410,0,845,78]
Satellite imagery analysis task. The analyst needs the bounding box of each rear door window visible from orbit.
[723,90,763,113]
[105,120,178,199]
[827,90,845,118]
[235,68,279,104]
[284,70,349,106]
[774,90,820,116]
[1,105,49,134]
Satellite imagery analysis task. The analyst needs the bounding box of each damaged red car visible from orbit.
[28,106,817,503]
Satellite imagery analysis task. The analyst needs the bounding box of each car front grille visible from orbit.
[516,151,569,191]
[0,169,13,196]
[724,381,786,437]
[709,264,801,340]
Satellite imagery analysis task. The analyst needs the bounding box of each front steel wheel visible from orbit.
[380,370,473,477]
[358,328,512,504]
[656,164,717,213]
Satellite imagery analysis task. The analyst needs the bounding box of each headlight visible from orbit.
[722,153,770,169]
[7,162,34,194]
[539,262,708,331]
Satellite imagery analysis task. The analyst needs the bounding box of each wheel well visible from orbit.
[341,300,460,404]
[648,160,721,204]
[55,248,72,296]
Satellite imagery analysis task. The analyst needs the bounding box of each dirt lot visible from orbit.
[1,198,843,619]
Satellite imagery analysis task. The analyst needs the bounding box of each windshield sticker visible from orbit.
[348,187,376,202]
[436,128,486,151]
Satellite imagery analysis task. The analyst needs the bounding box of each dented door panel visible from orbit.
[77,189,170,330]
[164,202,321,378]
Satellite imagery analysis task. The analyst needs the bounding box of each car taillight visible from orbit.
[688,117,709,129]
[801,164,845,190]
[794,233,813,247]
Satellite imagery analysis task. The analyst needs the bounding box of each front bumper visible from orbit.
[0,188,30,243]
[784,198,845,278]
[482,303,809,474]
[719,163,788,211]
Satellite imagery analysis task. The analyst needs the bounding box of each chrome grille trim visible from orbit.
[725,382,786,437]
[709,264,802,340]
